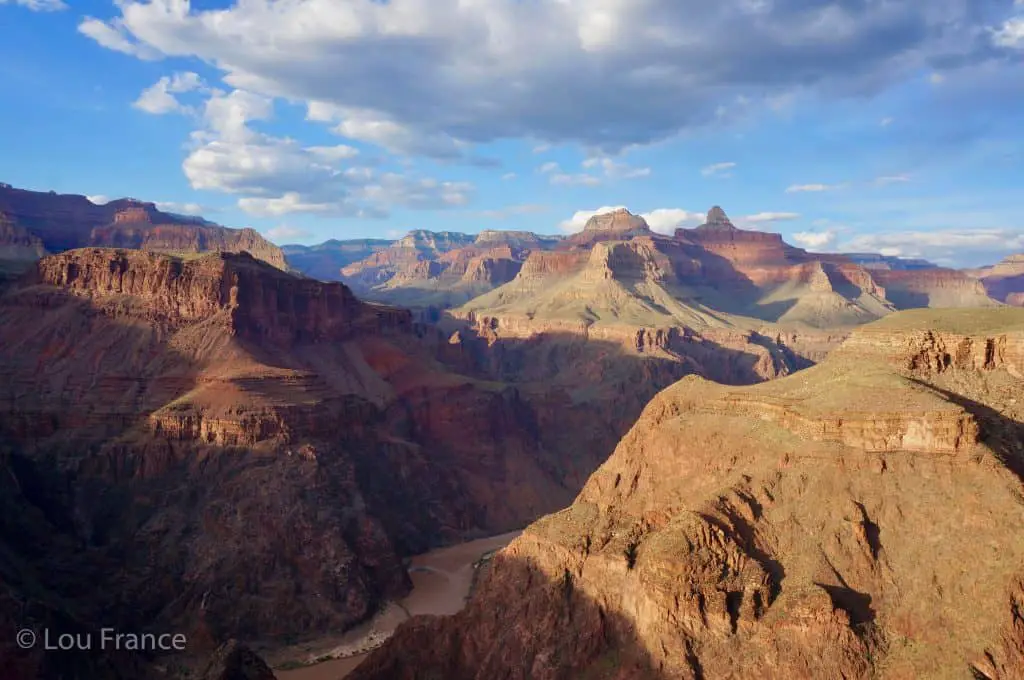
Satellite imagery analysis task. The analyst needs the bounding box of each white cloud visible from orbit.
[583,157,651,180]
[538,162,560,174]
[1,0,66,10]
[742,212,801,223]
[842,228,1024,264]
[880,117,895,127]
[532,144,551,154]
[133,71,205,115]
[641,208,705,234]
[181,89,474,218]
[792,230,837,250]
[992,17,1024,48]
[86,194,110,205]
[550,173,602,186]
[264,225,312,242]
[78,17,161,60]
[501,172,517,181]
[785,183,840,193]
[77,0,1018,155]
[701,162,736,177]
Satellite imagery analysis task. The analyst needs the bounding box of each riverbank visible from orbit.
[271,531,521,679]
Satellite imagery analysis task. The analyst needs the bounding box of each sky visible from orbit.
[0,0,1022,267]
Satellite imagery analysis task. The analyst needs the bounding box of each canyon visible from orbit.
[1,184,1023,679]
[350,307,1024,680]
[0,243,808,678]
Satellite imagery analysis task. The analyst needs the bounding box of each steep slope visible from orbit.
[351,307,1024,680]
[0,183,285,268]
[872,267,1001,309]
[282,239,392,281]
[674,207,894,327]
[459,208,891,334]
[1,247,672,676]
[970,254,1024,307]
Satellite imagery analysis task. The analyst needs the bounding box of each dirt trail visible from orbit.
[274,531,520,680]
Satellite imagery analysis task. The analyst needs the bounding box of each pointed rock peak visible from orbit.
[699,206,736,230]
[583,208,650,234]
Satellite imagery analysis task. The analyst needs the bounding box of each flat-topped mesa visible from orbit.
[30,248,409,343]
[474,230,560,249]
[395,229,475,253]
[0,183,287,269]
[583,208,650,234]
[561,209,651,249]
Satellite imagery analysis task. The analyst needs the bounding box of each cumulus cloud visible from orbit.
[992,17,1024,48]
[1,0,66,11]
[133,71,206,115]
[77,0,1022,154]
[501,172,517,181]
[841,228,1024,266]
[701,162,736,178]
[642,209,705,234]
[181,88,474,218]
[264,225,312,242]
[86,194,110,205]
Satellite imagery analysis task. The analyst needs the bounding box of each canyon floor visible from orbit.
[271,531,520,679]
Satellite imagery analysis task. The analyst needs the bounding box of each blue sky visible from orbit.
[1,0,1022,266]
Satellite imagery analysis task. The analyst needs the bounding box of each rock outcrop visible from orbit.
[0,183,286,268]
[351,308,1024,680]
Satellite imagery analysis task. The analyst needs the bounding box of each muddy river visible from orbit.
[271,531,521,680]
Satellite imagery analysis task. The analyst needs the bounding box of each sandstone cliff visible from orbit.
[351,308,1024,680]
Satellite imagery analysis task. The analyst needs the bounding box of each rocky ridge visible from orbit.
[351,307,1024,680]
[0,183,285,268]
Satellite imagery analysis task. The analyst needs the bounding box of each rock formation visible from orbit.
[281,239,392,281]
[0,183,285,268]
[0,244,811,677]
[871,267,1000,309]
[350,307,1024,680]
[970,254,1024,306]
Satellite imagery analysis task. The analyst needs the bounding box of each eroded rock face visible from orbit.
[0,247,662,675]
[872,268,999,309]
[351,309,1024,680]
[0,184,285,268]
